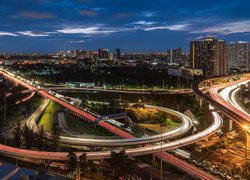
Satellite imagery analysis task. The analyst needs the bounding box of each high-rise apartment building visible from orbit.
[167,47,183,64]
[190,37,227,77]
[227,41,249,69]
[115,48,121,59]
[98,48,109,59]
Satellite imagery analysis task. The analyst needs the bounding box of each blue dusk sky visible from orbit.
[0,0,249,53]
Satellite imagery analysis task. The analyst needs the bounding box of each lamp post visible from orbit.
[160,122,163,180]
[3,92,11,125]
[243,125,249,161]
[4,93,6,125]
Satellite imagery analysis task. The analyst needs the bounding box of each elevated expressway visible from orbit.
[192,74,250,126]
[0,69,221,179]
[217,79,250,122]
[21,87,192,95]
[26,99,193,146]
[0,103,222,160]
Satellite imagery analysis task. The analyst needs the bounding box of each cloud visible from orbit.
[144,24,189,31]
[190,20,250,35]
[57,23,191,37]
[18,31,51,37]
[92,7,106,11]
[130,21,156,26]
[80,35,92,37]
[70,40,85,43]
[79,10,98,16]
[57,26,127,35]
[141,11,158,17]
[17,11,55,19]
[0,31,17,36]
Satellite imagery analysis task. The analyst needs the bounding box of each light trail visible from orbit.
[0,68,220,179]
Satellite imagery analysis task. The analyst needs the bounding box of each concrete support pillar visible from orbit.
[152,154,156,162]
[228,119,233,131]
[195,95,200,102]
[199,98,203,108]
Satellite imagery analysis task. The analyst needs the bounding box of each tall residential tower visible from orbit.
[190,37,227,77]
[227,41,249,69]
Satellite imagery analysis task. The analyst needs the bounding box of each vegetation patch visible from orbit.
[126,106,180,125]
[38,100,59,132]
[64,111,119,137]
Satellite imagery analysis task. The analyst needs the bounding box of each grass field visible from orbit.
[37,100,118,137]
[139,119,179,133]
[38,100,59,132]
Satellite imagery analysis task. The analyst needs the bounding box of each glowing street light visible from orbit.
[243,125,250,161]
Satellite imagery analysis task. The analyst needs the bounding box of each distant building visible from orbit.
[167,47,183,64]
[190,37,227,77]
[108,53,114,61]
[0,59,4,66]
[115,48,121,59]
[4,60,15,66]
[227,41,249,69]
[71,50,79,57]
[168,68,202,79]
[98,48,109,59]
[166,47,189,66]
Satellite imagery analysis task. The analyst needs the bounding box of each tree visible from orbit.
[13,119,22,147]
[79,153,88,172]
[109,150,134,178]
[51,125,61,151]
[23,127,33,149]
[158,111,168,126]
[66,151,78,171]
[87,160,97,177]
[0,88,5,126]
[7,84,23,109]
[37,125,45,150]
[242,161,250,178]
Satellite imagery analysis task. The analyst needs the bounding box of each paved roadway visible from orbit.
[26,99,193,146]
[218,79,250,122]
[0,69,219,179]
[21,86,193,95]
[192,76,250,125]
[15,92,35,105]
[208,79,250,124]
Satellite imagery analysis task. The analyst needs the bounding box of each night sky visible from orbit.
[0,0,249,53]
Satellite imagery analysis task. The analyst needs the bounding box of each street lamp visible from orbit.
[243,125,249,161]
[3,92,11,125]
[4,93,6,125]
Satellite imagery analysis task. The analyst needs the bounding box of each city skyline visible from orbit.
[0,0,249,53]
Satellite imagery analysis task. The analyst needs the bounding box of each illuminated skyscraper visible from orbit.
[190,37,227,77]
[167,47,183,64]
[227,41,249,69]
